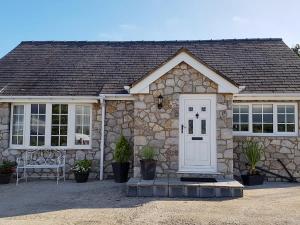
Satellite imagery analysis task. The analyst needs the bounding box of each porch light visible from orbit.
[157,94,163,109]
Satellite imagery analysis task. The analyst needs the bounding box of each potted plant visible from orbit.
[0,161,16,184]
[112,134,131,183]
[140,146,157,180]
[241,140,265,186]
[72,159,92,183]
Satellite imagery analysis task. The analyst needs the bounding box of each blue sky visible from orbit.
[0,0,299,57]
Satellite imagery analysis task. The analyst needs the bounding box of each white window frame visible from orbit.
[233,102,298,137]
[10,103,93,150]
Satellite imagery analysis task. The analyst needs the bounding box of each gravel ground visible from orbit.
[0,180,299,225]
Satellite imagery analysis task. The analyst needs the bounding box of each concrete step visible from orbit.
[127,178,243,198]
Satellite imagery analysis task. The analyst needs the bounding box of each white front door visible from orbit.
[179,94,217,173]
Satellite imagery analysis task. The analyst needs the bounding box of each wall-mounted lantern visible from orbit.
[157,94,163,109]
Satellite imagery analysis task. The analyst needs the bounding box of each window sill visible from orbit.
[8,146,93,151]
[233,132,298,137]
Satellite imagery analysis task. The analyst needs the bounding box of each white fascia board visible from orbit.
[234,93,300,101]
[0,96,99,103]
[99,94,134,101]
[129,52,239,94]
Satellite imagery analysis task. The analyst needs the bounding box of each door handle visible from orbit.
[181,124,185,133]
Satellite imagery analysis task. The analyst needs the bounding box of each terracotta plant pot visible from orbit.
[74,171,90,183]
[0,173,12,184]
[241,174,265,186]
[140,159,157,180]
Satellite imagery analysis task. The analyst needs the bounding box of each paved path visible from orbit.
[0,180,299,225]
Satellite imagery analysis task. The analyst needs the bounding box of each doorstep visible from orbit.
[126,177,243,198]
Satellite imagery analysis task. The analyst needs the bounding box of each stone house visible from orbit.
[0,38,300,181]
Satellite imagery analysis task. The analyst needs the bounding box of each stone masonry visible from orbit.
[133,62,233,179]
[103,100,134,178]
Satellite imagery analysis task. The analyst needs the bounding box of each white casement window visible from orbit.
[75,105,91,145]
[10,103,92,149]
[233,103,298,136]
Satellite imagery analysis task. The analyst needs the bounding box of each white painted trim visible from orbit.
[234,93,300,101]
[10,103,93,150]
[233,102,298,137]
[129,52,239,94]
[99,94,134,101]
[178,94,217,173]
[0,96,98,103]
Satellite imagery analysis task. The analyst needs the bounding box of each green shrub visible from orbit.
[141,146,156,160]
[0,161,16,174]
[72,159,92,173]
[114,135,131,163]
[243,140,263,175]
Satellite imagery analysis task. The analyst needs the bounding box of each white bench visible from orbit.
[16,149,66,185]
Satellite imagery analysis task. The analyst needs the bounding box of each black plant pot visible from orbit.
[112,162,130,183]
[241,174,265,186]
[74,171,90,183]
[140,159,157,180]
[0,173,12,184]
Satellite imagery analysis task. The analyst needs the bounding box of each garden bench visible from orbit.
[16,149,65,185]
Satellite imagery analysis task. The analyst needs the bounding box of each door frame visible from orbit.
[178,94,217,173]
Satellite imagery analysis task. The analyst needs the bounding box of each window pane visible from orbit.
[31,104,38,114]
[60,115,68,124]
[30,136,37,146]
[233,124,239,131]
[253,114,262,123]
[241,114,248,123]
[240,106,248,113]
[14,105,24,114]
[286,114,295,123]
[263,114,273,123]
[277,106,285,113]
[61,104,68,114]
[30,126,37,135]
[188,120,193,134]
[233,106,239,113]
[201,120,206,134]
[253,124,262,133]
[83,106,90,114]
[233,114,239,123]
[39,104,46,114]
[277,114,285,123]
[286,105,295,113]
[60,136,67,146]
[52,126,59,135]
[51,136,59,146]
[278,124,285,132]
[60,126,68,135]
[263,124,273,133]
[38,136,45,146]
[287,124,295,132]
[241,124,249,131]
[83,126,90,135]
[76,106,82,114]
[52,104,59,114]
[263,105,273,113]
[253,105,262,113]
[38,126,45,135]
[12,136,17,145]
[18,136,23,145]
[83,115,90,125]
[31,115,38,125]
[52,115,59,124]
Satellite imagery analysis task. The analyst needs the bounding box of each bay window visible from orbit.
[233,103,298,136]
[10,103,92,148]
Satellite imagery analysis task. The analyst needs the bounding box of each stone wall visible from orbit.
[133,62,233,178]
[103,100,134,178]
[0,103,10,162]
[234,136,300,181]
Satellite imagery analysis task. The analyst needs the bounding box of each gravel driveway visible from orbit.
[0,180,299,225]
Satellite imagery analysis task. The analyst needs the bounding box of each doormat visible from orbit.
[180,177,217,182]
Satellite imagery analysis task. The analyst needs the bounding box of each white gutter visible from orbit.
[99,95,106,180]
[0,96,99,103]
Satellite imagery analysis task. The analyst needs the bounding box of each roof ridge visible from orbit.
[20,38,283,45]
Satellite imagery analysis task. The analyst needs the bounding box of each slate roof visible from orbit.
[0,38,300,96]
